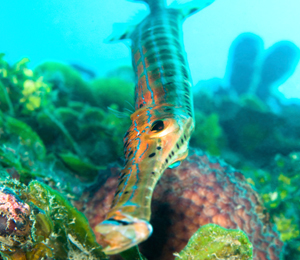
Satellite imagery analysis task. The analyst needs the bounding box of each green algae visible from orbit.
[0,55,131,196]
[120,246,147,260]
[0,112,46,161]
[58,152,105,181]
[0,81,14,115]
[243,152,300,247]
[0,177,107,260]
[28,181,106,259]
[191,111,226,156]
[0,111,47,183]
[0,110,89,197]
[257,152,300,256]
[0,55,131,170]
[174,224,253,260]
[34,61,96,106]
[90,77,134,110]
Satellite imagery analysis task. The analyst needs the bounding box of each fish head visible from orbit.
[124,104,194,173]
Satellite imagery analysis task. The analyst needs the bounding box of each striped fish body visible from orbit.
[96,0,215,255]
[132,6,194,114]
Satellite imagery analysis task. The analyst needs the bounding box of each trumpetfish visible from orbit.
[96,0,215,255]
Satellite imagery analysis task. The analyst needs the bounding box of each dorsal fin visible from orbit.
[105,23,136,42]
[129,0,167,12]
[170,0,216,19]
[105,9,148,42]
[106,0,217,42]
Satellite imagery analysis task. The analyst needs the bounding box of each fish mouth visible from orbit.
[95,211,153,255]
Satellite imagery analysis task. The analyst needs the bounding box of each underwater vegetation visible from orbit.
[0,55,131,258]
[1,31,299,259]
[253,152,300,259]
[0,56,132,190]
[193,33,300,259]
[193,33,300,168]
[174,224,253,260]
[0,173,106,259]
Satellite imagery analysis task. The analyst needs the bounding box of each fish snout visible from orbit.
[95,212,152,255]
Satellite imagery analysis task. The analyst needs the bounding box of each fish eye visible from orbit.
[151,120,164,132]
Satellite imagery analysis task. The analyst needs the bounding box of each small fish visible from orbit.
[96,0,215,255]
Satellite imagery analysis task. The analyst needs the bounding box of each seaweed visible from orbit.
[0,55,131,194]
[174,224,253,260]
[0,176,107,259]
[190,111,226,156]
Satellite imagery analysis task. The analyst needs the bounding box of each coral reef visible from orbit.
[226,33,263,96]
[1,52,296,258]
[249,152,300,259]
[77,148,283,260]
[224,33,300,101]
[0,186,31,249]
[0,55,131,195]
[0,173,106,259]
[192,88,300,170]
[190,34,300,258]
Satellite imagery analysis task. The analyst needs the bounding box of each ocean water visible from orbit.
[0,0,300,259]
[1,0,300,99]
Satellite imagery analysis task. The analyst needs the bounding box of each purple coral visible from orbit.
[78,148,283,260]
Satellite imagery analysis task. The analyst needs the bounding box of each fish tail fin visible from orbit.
[129,0,167,12]
[170,0,216,19]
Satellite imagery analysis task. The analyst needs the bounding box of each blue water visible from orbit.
[1,0,300,99]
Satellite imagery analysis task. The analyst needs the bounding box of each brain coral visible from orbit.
[77,148,283,260]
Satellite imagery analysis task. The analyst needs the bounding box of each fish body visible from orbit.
[96,0,215,255]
